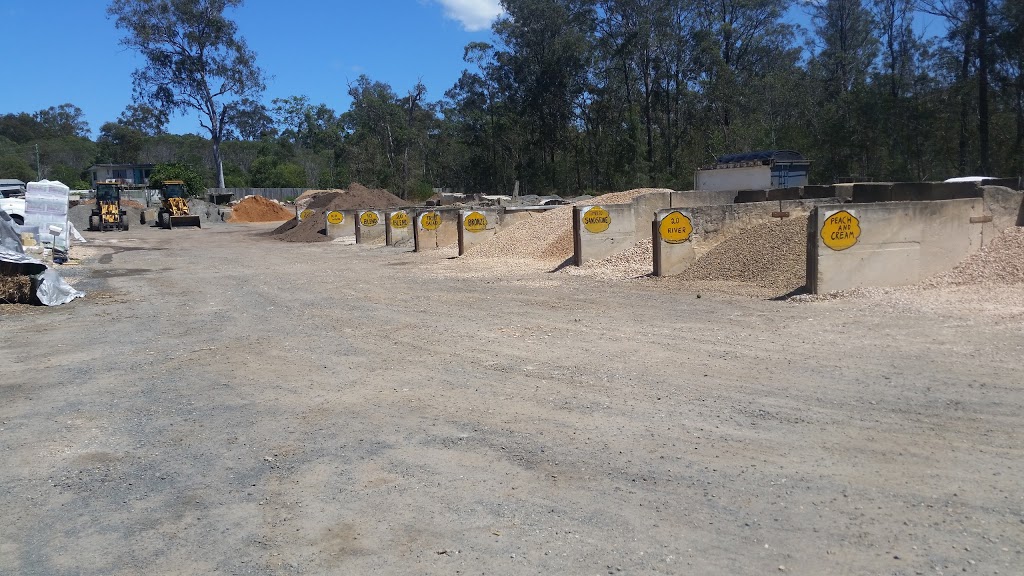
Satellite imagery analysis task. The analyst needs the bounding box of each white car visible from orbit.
[0,196,25,225]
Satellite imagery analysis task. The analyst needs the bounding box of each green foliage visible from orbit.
[48,165,90,190]
[248,157,306,187]
[0,156,35,182]
[150,163,206,197]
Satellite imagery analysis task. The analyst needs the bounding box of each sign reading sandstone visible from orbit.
[326,211,344,225]
[659,211,693,244]
[821,210,861,251]
[464,211,488,233]
[582,206,611,233]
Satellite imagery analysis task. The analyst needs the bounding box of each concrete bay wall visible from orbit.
[573,203,636,265]
[458,208,501,256]
[325,210,355,238]
[652,209,697,277]
[413,208,460,252]
[355,210,385,244]
[808,199,985,294]
[385,210,414,247]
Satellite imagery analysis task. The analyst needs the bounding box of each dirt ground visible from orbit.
[1,223,1022,576]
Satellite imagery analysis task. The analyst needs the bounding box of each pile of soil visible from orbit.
[272,184,405,243]
[0,275,33,304]
[229,196,294,223]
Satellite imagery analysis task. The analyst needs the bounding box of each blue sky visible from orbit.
[2,1,943,138]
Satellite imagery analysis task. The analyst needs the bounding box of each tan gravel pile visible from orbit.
[464,188,671,262]
[923,227,1024,287]
[0,275,33,304]
[680,217,807,294]
[229,196,294,223]
[565,238,654,279]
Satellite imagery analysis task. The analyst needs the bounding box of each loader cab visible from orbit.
[161,181,187,199]
[96,183,120,202]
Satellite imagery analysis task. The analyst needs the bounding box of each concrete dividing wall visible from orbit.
[652,209,697,277]
[413,208,460,252]
[686,199,830,254]
[631,190,739,243]
[458,208,500,256]
[385,210,413,247]
[981,186,1024,244]
[573,203,635,265]
[808,199,985,294]
[325,210,355,238]
[355,210,385,244]
[670,190,738,207]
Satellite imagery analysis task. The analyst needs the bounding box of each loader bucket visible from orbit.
[168,215,202,229]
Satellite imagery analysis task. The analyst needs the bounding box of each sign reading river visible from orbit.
[658,211,693,244]
[582,206,611,233]
[821,209,861,251]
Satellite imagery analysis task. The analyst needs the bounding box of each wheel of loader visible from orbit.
[140,211,146,225]
[160,212,170,229]
[89,215,100,231]
[122,220,129,231]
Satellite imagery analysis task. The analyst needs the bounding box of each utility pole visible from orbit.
[35,144,41,180]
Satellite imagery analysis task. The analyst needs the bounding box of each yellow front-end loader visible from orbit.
[156,180,201,229]
[89,182,129,231]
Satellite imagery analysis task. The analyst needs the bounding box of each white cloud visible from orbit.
[434,0,503,32]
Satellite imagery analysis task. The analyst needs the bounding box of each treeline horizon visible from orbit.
[2,0,1022,198]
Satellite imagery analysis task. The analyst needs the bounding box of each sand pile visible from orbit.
[464,188,671,262]
[0,275,33,304]
[229,196,294,223]
[272,184,405,243]
[680,217,808,294]
[923,227,1024,287]
[565,238,654,279]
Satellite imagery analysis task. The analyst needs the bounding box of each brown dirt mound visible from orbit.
[681,217,808,294]
[122,199,145,210]
[464,188,671,262]
[923,227,1024,287]
[229,196,294,223]
[0,276,33,304]
[272,185,406,243]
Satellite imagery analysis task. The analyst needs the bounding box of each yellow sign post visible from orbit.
[299,209,314,221]
[821,210,861,251]
[390,211,409,229]
[360,211,379,227]
[582,206,611,233]
[326,211,344,225]
[420,211,441,231]
[659,211,693,244]
[464,211,488,233]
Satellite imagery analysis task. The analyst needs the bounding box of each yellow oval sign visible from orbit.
[326,211,344,225]
[821,210,861,251]
[360,211,379,227]
[464,211,488,233]
[299,209,314,221]
[582,206,611,234]
[420,211,441,231]
[659,211,693,244]
[390,211,409,229]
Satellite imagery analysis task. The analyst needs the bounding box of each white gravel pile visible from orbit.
[680,217,808,294]
[565,238,654,279]
[463,188,672,263]
[923,227,1024,287]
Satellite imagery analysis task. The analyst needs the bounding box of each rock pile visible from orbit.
[0,275,32,304]
[272,185,405,243]
[923,227,1024,287]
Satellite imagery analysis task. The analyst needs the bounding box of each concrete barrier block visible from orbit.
[981,186,1024,243]
[669,190,737,207]
[735,189,769,203]
[631,191,672,241]
[809,198,985,293]
[851,183,894,203]
[652,209,697,277]
[326,210,355,238]
[458,208,500,256]
[767,187,802,201]
[354,210,385,243]
[573,203,635,265]
[385,210,414,247]
[801,185,836,199]
[413,208,460,251]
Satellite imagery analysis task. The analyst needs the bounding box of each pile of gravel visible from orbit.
[680,217,808,294]
[272,186,407,243]
[922,226,1024,287]
[0,275,33,304]
[463,188,671,262]
[564,238,654,279]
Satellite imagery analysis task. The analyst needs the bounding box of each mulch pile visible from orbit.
[229,196,294,223]
[272,184,405,243]
[0,275,33,304]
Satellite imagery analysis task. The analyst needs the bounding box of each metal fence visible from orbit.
[206,188,308,203]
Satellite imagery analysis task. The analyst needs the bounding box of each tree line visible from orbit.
[2,0,1021,198]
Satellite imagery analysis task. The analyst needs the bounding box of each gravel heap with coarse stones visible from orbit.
[462,188,672,263]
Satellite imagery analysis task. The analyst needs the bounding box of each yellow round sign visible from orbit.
[821,210,861,251]
[659,211,693,244]
[360,211,379,227]
[299,209,314,221]
[390,211,409,229]
[326,211,344,225]
[420,211,441,231]
[582,206,611,234]
[464,211,488,233]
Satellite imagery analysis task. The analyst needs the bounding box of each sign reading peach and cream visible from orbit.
[463,211,488,233]
[658,211,693,244]
[390,211,409,229]
[326,211,344,225]
[582,206,611,233]
[821,209,861,251]
[420,211,441,231]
